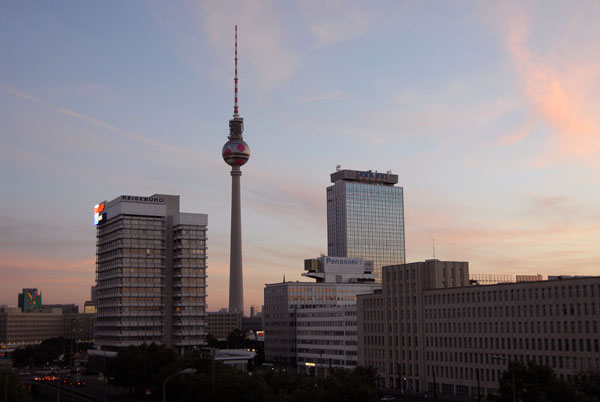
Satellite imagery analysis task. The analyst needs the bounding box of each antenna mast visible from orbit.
[233,25,239,117]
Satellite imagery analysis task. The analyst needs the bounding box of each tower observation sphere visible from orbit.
[222,138,250,166]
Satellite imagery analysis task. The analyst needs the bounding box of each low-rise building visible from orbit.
[264,256,380,374]
[0,307,63,347]
[357,260,600,399]
[205,311,243,340]
[63,313,95,342]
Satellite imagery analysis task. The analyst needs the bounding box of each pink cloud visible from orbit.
[503,11,600,164]
[0,253,95,273]
[0,254,95,307]
[496,121,532,146]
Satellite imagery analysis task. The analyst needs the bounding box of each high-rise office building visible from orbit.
[327,169,405,280]
[94,194,207,354]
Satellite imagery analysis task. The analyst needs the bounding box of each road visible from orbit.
[22,374,139,402]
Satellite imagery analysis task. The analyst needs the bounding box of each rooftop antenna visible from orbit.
[431,238,436,259]
[233,25,239,118]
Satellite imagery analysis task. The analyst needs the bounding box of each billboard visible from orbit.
[18,288,42,312]
[94,202,106,226]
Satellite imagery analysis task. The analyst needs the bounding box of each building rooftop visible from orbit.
[330,169,398,185]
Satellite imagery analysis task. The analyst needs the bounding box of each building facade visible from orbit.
[0,307,63,347]
[327,169,405,281]
[358,261,600,399]
[95,194,207,353]
[264,256,380,373]
[63,313,95,342]
[205,311,243,340]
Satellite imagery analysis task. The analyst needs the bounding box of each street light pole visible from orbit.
[103,357,107,402]
[163,368,197,402]
[491,355,515,402]
[4,370,8,402]
[476,368,481,402]
[432,368,437,402]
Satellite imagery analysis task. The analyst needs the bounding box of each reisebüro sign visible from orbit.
[120,195,164,203]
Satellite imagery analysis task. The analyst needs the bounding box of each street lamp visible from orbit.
[491,355,515,402]
[163,368,197,402]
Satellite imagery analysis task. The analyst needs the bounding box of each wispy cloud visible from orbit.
[530,195,570,208]
[301,90,343,103]
[296,0,376,47]
[198,1,297,89]
[406,191,600,276]
[496,121,532,146]
[501,9,600,165]
[2,86,177,150]
[0,253,95,273]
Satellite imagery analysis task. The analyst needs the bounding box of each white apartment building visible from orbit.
[264,256,380,374]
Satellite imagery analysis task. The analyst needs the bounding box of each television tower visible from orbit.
[222,26,250,313]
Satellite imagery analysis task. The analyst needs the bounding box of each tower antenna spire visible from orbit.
[233,25,239,117]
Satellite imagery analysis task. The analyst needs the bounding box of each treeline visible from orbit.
[490,361,600,402]
[0,369,32,402]
[105,343,379,402]
[11,337,93,366]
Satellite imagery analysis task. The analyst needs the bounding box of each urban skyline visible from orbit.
[2,1,600,314]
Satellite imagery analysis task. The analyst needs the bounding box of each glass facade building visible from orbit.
[327,169,405,280]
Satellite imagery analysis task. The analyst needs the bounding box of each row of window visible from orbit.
[426,302,598,320]
[426,319,599,335]
[424,282,599,305]
[427,336,600,353]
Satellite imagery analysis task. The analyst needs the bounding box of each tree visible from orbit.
[495,361,574,402]
[226,328,247,349]
[0,369,32,402]
[205,333,225,348]
[12,336,75,367]
[569,370,600,402]
[316,367,378,402]
[107,343,179,396]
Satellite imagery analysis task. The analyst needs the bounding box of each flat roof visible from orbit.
[330,169,398,185]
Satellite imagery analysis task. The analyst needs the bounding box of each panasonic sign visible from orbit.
[324,257,363,265]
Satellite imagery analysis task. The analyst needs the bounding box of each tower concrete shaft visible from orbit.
[228,165,244,313]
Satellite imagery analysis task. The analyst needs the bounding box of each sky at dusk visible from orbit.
[1,1,599,314]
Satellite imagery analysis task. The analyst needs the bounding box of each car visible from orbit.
[380,397,394,401]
